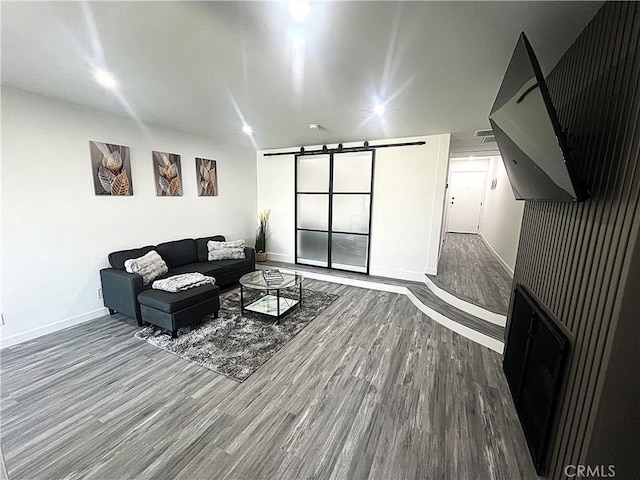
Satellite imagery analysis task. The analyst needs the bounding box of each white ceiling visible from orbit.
[1,1,602,151]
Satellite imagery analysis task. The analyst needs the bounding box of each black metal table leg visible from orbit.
[240,285,244,312]
[299,282,303,308]
[276,288,281,324]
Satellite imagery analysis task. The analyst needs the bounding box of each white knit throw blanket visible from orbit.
[152,273,216,293]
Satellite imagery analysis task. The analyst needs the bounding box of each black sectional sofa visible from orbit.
[100,235,255,325]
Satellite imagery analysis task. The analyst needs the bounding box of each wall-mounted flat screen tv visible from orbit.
[489,33,588,202]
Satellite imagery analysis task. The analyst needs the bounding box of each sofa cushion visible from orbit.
[210,258,252,272]
[109,245,156,270]
[156,239,197,268]
[137,284,219,314]
[124,250,168,285]
[167,262,226,277]
[196,235,226,262]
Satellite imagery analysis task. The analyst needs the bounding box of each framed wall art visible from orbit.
[196,158,218,196]
[90,141,133,196]
[153,151,183,196]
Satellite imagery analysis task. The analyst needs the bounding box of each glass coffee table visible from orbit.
[239,271,304,323]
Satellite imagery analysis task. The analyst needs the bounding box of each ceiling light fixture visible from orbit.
[290,1,311,23]
[308,123,321,130]
[93,68,118,89]
[374,103,385,116]
[242,123,253,135]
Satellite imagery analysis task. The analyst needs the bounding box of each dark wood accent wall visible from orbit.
[511,2,640,478]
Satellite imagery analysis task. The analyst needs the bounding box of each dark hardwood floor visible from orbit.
[428,233,513,315]
[1,280,536,479]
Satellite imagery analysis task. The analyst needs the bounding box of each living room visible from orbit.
[2,2,638,480]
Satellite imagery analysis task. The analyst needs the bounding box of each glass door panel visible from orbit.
[297,154,330,192]
[332,194,370,234]
[297,231,328,266]
[333,152,373,193]
[331,234,368,273]
[297,194,329,230]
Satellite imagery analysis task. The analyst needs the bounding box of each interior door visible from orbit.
[446,170,486,233]
[296,151,374,273]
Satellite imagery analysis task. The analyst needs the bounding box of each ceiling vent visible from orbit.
[475,129,496,144]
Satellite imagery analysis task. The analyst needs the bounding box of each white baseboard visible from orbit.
[266,258,426,283]
[0,307,108,349]
[265,252,295,263]
[478,232,514,277]
[368,266,425,283]
[424,267,438,275]
[268,266,406,294]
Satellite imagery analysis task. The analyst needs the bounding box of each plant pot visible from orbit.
[255,252,267,262]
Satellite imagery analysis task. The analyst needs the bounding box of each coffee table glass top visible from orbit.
[239,270,303,290]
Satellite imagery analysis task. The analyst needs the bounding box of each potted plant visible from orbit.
[255,209,270,262]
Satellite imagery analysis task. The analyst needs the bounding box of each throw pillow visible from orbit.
[207,239,246,261]
[124,250,168,285]
[208,239,245,250]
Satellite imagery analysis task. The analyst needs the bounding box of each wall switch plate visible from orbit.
[97,288,103,299]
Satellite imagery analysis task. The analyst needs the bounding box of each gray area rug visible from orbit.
[135,287,338,381]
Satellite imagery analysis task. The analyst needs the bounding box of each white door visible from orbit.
[446,170,486,233]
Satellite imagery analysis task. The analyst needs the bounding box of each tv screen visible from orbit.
[489,33,588,202]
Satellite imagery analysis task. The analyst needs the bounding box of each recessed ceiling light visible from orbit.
[374,103,385,116]
[308,123,322,130]
[242,123,253,135]
[93,68,118,90]
[290,1,311,23]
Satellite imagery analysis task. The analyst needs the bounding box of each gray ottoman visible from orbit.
[137,284,220,338]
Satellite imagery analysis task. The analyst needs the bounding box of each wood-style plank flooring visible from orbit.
[263,236,507,342]
[429,234,513,315]
[407,284,504,340]
[1,280,537,479]
[261,261,504,341]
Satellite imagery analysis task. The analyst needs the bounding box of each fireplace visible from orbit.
[503,284,570,474]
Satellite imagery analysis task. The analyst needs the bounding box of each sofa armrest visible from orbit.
[244,247,256,271]
[100,268,145,323]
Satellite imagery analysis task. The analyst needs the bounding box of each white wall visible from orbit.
[449,158,490,173]
[256,134,451,281]
[479,156,525,274]
[1,87,257,346]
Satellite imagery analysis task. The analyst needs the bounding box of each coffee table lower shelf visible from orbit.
[243,294,299,320]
